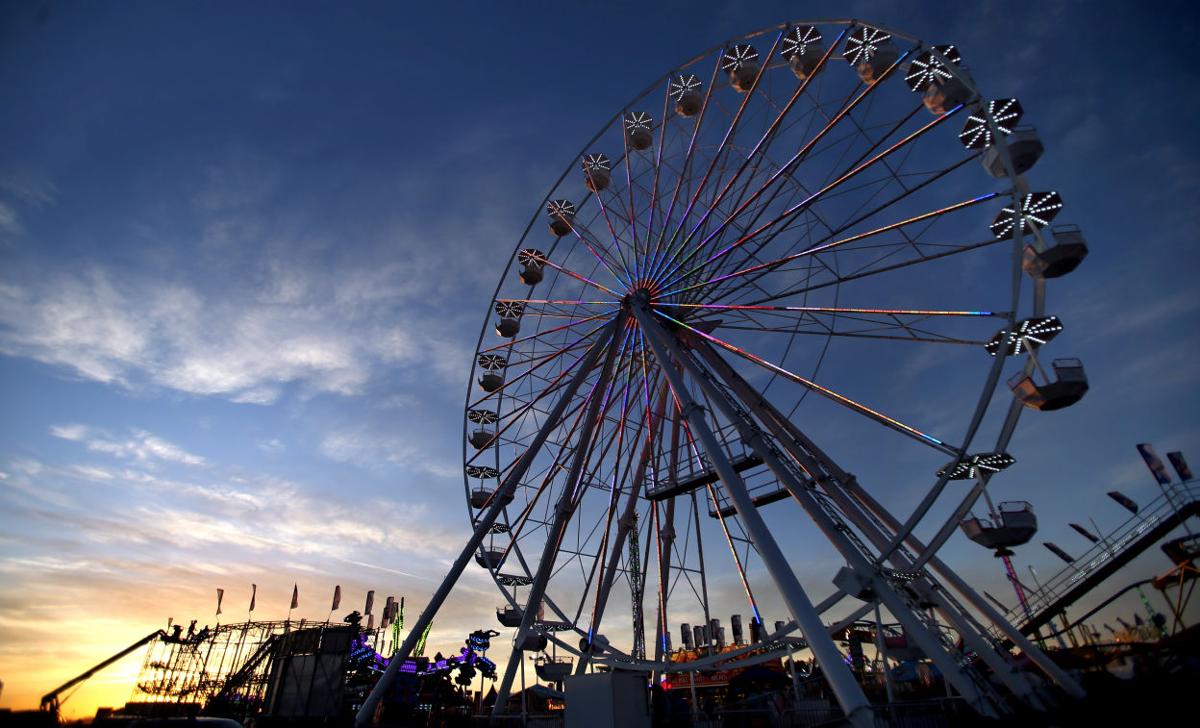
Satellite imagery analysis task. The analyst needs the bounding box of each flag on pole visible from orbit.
[1137,443,1172,485]
[1107,491,1139,515]
[1168,451,1194,482]
[364,590,375,615]
[291,584,299,610]
[332,585,342,611]
[1069,523,1100,543]
[1044,542,1075,564]
[249,584,257,612]
[383,596,395,628]
[216,588,224,616]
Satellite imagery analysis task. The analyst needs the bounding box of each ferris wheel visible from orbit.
[362,19,1092,726]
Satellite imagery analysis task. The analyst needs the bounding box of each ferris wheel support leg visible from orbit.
[841,476,1085,700]
[691,343,1043,708]
[632,304,875,728]
[492,311,629,717]
[692,340,1084,701]
[654,332,1000,718]
[354,318,621,727]
[576,381,670,676]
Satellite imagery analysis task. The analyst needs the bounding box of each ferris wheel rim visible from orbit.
[458,17,1067,673]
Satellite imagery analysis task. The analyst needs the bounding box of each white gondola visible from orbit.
[1009,358,1088,411]
[468,409,498,450]
[1023,225,1088,279]
[535,655,571,680]
[844,26,898,84]
[475,548,506,569]
[546,199,575,237]
[904,45,974,114]
[470,486,514,509]
[494,300,524,339]
[476,354,506,393]
[782,25,823,80]
[983,126,1044,178]
[581,153,611,192]
[960,501,1038,555]
[722,44,761,92]
[669,74,703,117]
[518,248,546,285]
[496,605,523,628]
[624,111,654,150]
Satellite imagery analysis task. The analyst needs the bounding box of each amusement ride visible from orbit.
[361,17,1096,726]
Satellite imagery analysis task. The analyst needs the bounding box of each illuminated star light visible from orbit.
[518,248,547,267]
[985,315,1064,356]
[668,74,701,100]
[581,153,611,171]
[477,353,507,371]
[721,44,760,71]
[989,191,1064,239]
[546,199,576,219]
[623,111,653,131]
[494,300,526,318]
[938,452,1016,480]
[781,25,822,60]
[904,44,961,91]
[466,465,500,479]
[843,26,892,66]
[959,98,1023,149]
[467,409,499,424]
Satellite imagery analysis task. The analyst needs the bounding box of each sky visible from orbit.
[1,0,1199,718]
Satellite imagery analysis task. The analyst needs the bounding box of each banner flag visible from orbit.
[249,584,257,613]
[1107,491,1139,515]
[1044,542,1075,564]
[291,584,299,610]
[332,585,342,611]
[216,588,224,616]
[1069,523,1100,543]
[1137,443,1172,485]
[364,589,375,615]
[1168,451,1194,482]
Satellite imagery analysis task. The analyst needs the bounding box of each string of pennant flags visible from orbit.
[213,584,403,627]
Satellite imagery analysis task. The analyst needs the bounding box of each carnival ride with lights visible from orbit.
[37,614,498,724]
[361,18,1098,726]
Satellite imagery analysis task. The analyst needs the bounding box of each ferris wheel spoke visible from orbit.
[661,191,1000,300]
[465,344,616,463]
[566,223,636,289]
[658,100,962,293]
[643,60,725,284]
[679,383,765,619]
[499,340,628,568]
[648,30,847,283]
[743,236,1007,308]
[538,259,624,298]
[659,32,786,265]
[713,325,990,347]
[707,150,985,306]
[653,47,913,288]
[583,378,667,645]
[657,309,958,454]
[468,322,610,413]
[478,310,615,355]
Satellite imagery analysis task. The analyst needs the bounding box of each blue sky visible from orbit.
[1,0,1198,715]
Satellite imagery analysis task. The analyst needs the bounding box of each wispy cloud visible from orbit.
[51,424,207,466]
[0,261,473,405]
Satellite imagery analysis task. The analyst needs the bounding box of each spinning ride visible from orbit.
[361,19,1091,726]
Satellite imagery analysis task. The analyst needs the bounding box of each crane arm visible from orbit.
[40,630,165,711]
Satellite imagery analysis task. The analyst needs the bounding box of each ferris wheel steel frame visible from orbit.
[358,17,1089,727]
